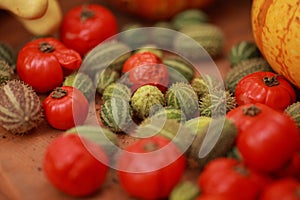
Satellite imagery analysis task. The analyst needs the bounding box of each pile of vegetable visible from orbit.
[1,2,300,200]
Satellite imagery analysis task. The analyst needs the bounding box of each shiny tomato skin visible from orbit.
[197,158,270,200]
[235,71,296,111]
[260,178,300,200]
[43,86,89,130]
[232,103,300,173]
[117,136,186,199]
[195,194,233,200]
[277,151,300,179]
[43,134,109,197]
[17,37,82,93]
[60,4,118,56]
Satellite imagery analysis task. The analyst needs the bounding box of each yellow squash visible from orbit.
[251,0,300,88]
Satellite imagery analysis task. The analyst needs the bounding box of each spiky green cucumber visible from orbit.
[186,117,237,169]
[224,57,273,94]
[165,82,199,118]
[169,181,200,200]
[95,69,120,95]
[81,40,132,76]
[100,98,133,133]
[0,60,14,84]
[63,72,94,100]
[174,23,224,59]
[150,107,186,123]
[191,74,223,98]
[0,80,43,135]
[135,45,163,58]
[131,85,165,119]
[0,42,17,69]
[171,9,208,30]
[199,89,236,117]
[228,41,261,67]
[163,55,195,84]
[285,101,300,130]
[65,125,118,158]
[102,82,131,102]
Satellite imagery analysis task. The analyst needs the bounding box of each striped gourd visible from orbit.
[184,116,212,135]
[228,41,261,67]
[174,23,224,59]
[131,85,165,120]
[165,82,199,118]
[163,55,195,84]
[0,80,43,134]
[102,82,131,102]
[63,72,94,101]
[0,42,16,69]
[0,60,14,84]
[100,98,133,133]
[191,74,223,98]
[80,40,132,76]
[224,57,273,94]
[94,69,120,95]
[150,107,186,123]
[285,102,300,130]
[134,45,163,58]
[171,9,208,30]
[65,125,118,158]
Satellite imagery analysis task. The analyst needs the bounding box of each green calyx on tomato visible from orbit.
[39,42,55,53]
[242,104,261,117]
[51,87,68,99]
[262,75,279,87]
[80,6,95,21]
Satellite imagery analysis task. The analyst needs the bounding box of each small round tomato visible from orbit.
[17,37,82,93]
[260,178,300,200]
[43,86,89,130]
[197,157,271,200]
[235,71,296,111]
[116,135,186,199]
[43,133,109,197]
[60,4,118,56]
[228,103,300,173]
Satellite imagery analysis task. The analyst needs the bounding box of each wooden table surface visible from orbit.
[0,0,253,199]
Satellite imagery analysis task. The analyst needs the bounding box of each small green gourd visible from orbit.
[285,101,300,130]
[0,42,17,69]
[102,82,131,102]
[94,69,120,95]
[0,60,14,84]
[171,9,208,30]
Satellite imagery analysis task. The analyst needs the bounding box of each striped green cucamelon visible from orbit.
[165,82,199,119]
[174,23,224,59]
[100,98,133,133]
[199,89,236,117]
[0,80,43,134]
[171,9,208,30]
[149,107,186,123]
[0,42,17,69]
[285,101,300,130]
[228,40,261,67]
[94,69,120,95]
[102,82,131,102]
[224,57,273,94]
[185,117,237,169]
[163,55,195,84]
[134,45,163,58]
[80,40,132,77]
[65,125,118,159]
[0,60,14,84]
[63,72,94,101]
[119,23,149,49]
[184,116,212,135]
[131,85,165,119]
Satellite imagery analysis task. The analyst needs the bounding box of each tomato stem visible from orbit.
[263,75,279,87]
[39,42,55,53]
[144,142,159,152]
[52,87,68,99]
[80,5,95,22]
[243,105,261,117]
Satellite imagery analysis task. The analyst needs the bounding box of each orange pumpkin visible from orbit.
[251,0,300,88]
[110,0,215,21]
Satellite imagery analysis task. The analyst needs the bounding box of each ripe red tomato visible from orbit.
[227,103,300,173]
[277,151,300,179]
[195,194,233,200]
[116,136,186,199]
[235,71,296,111]
[43,133,109,197]
[60,4,118,56]
[17,37,82,93]
[123,52,169,92]
[197,157,271,200]
[43,86,89,130]
[260,178,300,200]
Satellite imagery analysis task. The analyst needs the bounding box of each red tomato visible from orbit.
[116,136,186,199]
[43,86,89,130]
[43,133,109,197]
[276,151,300,180]
[235,71,296,111]
[197,157,271,200]
[17,37,82,93]
[60,4,118,56]
[195,194,233,200]
[260,178,300,200]
[228,103,300,173]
